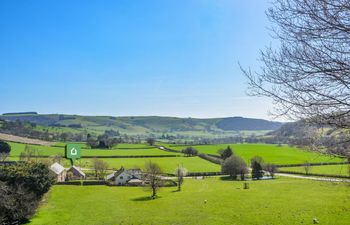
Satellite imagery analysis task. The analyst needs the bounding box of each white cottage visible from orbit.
[107,167,142,186]
[49,162,66,182]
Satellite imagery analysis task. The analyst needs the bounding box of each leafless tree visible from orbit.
[19,145,41,162]
[175,165,187,191]
[51,154,63,164]
[264,163,278,178]
[92,158,109,179]
[241,0,350,154]
[144,161,163,198]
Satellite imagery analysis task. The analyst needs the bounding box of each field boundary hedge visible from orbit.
[187,171,223,176]
[198,153,222,165]
[55,180,106,185]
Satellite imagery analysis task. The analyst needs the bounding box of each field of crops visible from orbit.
[29,177,350,225]
[164,143,344,165]
[279,164,350,177]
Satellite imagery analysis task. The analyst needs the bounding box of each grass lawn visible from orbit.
[66,156,220,173]
[30,177,350,225]
[279,164,350,177]
[8,142,177,159]
[165,143,344,165]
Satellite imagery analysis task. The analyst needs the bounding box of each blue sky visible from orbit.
[0,0,275,119]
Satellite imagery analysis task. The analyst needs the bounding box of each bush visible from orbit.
[0,141,11,161]
[0,162,55,197]
[0,141,11,154]
[182,147,198,157]
[0,162,54,224]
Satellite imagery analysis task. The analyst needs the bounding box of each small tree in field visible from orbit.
[182,147,198,157]
[175,165,187,191]
[250,156,264,168]
[222,155,248,180]
[144,161,163,199]
[303,161,311,175]
[218,146,233,160]
[146,138,155,146]
[0,141,11,162]
[251,161,264,180]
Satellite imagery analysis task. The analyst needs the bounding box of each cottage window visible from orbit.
[120,176,123,179]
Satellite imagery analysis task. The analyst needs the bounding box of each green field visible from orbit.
[8,142,178,159]
[29,177,350,225]
[63,156,220,173]
[279,164,350,177]
[165,143,344,165]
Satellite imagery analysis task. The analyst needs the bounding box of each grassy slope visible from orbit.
[166,143,344,165]
[30,177,350,225]
[279,164,350,176]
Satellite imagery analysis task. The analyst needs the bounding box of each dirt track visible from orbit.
[0,133,55,146]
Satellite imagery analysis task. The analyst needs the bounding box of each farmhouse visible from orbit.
[107,167,142,186]
[67,165,86,180]
[49,162,66,182]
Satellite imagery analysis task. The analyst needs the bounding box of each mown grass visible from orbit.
[29,177,350,225]
[279,164,350,177]
[164,143,344,165]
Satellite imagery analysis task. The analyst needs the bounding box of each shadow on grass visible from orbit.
[131,196,162,201]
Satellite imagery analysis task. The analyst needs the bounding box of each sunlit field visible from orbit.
[30,177,350,225]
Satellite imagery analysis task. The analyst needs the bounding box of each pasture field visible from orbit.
[30,177,350,225]
[279,164,350,177]
[164,143,345,165]
[8,142,177,159]
[62,156,220,173]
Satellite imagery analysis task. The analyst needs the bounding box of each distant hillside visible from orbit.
[2,112,38,116]
[216,117,281,131]
[268,121,325,139]
[0,114,282,136]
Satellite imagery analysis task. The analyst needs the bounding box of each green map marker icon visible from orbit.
[65,144,81,165]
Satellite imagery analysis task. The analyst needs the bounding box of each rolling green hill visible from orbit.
[0,113,282,137]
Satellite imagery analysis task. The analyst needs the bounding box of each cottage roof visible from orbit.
[50,162,65,175]
[106,167,125,180]
[107,167,143,180]
[68,165,86,177]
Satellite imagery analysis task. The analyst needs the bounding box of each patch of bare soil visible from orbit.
[0,133,55,146]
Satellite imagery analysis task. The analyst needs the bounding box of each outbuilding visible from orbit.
[49,162,66,182]
[67,165,86,180]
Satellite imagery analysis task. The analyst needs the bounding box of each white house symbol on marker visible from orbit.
[71,148,77,156]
